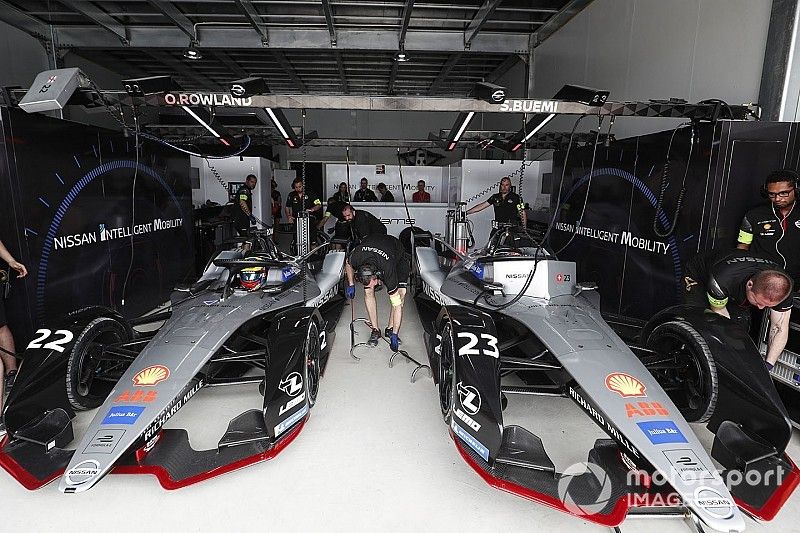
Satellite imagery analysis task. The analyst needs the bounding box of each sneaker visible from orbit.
[368,329,381,347]
[384,328,402,345]
[5,370,16,390]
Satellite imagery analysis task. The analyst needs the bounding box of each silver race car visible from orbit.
[0,230,346,492]
[411,226,799,532]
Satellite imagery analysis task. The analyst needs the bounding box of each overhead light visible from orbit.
[183,41,202,61]
[265,107,301,148]
[181,105,230,146]
[394,46,410,62]
[509,113,556,152]
[444,111,475,151]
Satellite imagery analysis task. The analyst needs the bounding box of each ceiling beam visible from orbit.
[398,0,415,48]
[334,51,349,94]
[212,51,249,79]
[147,0,194,39]
[484,54,522,84]
[387,61,399,94]
[272,52,307,93]
[60,1,128,43]
[0,1,52,40]
[427,53,462,94]
[52,27,529,53]
[464,0,503,49]
[232,0,269,45]
[145,50,218,92]
[321,0,337,46]
[534,0,596,47]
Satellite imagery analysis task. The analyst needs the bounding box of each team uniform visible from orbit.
[232,184,253,236]
[349,234,411,294]
[381,190,395,202]
[0,291,6,328]
[286,190,322,243]
[353,188,378,202]
[412,190,430,203]
[351,210,387,241]
[488,191,525,225]
[738,203,800,284]
[324,199,352,241]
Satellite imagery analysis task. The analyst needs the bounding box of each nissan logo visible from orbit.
[491,89,505,103]
[231,84,246,97]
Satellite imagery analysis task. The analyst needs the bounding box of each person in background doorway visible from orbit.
[270,179,282,226]
[376,183,394,202]
[353,178,378,202]
[232,174,258,236]
[286,177,323,249]
[412,180,431,203]
[334,182,351,203]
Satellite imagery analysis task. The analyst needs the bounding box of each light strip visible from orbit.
[522,113,556,142]
[452,111,475,143]
[181,105,223,139]
[265,107,290,139]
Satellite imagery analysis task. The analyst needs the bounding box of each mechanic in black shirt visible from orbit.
[232,174,257,237]
[345,234,410,351]
[270,179,282,226]
[353,178,378,202]
[341,204,387,242]
[466,176,527,228]
[376,183,394,202]
[317,196,352,248]
[683,249,793,368]
[737,169,800,284]
[285,177,323,248]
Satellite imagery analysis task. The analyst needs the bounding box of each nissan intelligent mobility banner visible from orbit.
[0,107,193,342]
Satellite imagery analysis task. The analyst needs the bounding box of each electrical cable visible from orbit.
[652,122,695,238]
[120,111,140,307]
[301,109,308,303]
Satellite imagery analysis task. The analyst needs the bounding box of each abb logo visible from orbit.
[115,390,158,403]
[625,401,668,418]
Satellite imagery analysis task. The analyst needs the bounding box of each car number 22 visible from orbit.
[26,329,74,353]
[456,332,499,358]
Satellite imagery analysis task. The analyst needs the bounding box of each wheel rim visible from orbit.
[439,323,455,416]
[76,326,126,398]
[305,322,321,405]
[654,331,707,412]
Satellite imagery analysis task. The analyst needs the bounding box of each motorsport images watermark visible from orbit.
[556,460,789,516]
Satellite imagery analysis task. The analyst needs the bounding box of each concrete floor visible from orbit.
[2,287,800,533]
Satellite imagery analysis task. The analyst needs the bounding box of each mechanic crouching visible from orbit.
[345,234,410,351]
[683,249,793,369]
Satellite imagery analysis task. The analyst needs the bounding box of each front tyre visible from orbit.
[304,320,322,408]
[645,320,718,423]
[438,321,456,419]
[66,316,132,410]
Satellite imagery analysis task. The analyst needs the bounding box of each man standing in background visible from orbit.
[412,180,431,203]
[270,179,282,226]
[377,183,394,202]
[354,178,378,202]
[232,174,258,236]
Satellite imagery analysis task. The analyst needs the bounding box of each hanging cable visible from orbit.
[120,109,141,307]
[301,109,308,303]
[652,122,695,238]
[518,112,527,197]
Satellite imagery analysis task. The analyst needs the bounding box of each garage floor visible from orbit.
[2,289,800,533]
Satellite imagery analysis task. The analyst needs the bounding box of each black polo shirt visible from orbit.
[353,188,378,202]
[349,234,406,293]
[352,209,387,240]
[488,192,524,224]
[286,190,322,219]
[232,184,252,226]
[738,203,800,282]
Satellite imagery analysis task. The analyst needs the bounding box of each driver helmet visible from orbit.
[240,266,267,291]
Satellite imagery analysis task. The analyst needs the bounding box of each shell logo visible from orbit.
[764,223,772,230]
[605,372,646,398]
[132,365,170,386]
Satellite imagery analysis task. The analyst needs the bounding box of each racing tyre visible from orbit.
[438,321,456,419]
[645,320,718,423]
[66,316,132,411]
[304,320,322,408]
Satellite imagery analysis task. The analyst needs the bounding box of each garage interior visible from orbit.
[1,1,800,532]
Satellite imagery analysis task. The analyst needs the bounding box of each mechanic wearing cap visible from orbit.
[232,174,258,236]
[737,169,800,285]
[683,249,793,368]
[345,234,410,351]
[285,177,323,246]
[0,237,27,433]
[466,176,527,229]
[341,204,387,242]
[353,178,377,202]
[317,195,352,249]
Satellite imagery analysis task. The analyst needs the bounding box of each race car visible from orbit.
[0,229,346,492]
[411,225,799,532]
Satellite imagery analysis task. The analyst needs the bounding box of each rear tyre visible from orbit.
[645,320,718,423]
[66,316,132,410]
[304,321,322,408]
[438,321,456,419]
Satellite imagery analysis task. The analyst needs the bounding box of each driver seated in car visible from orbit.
[345,234,410,351]
[683,249,793,369]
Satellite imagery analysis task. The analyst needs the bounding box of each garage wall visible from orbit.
[0,21,49,88]
[534,0,772,137]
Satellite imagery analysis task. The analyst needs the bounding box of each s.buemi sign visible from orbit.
[498,100,559,113]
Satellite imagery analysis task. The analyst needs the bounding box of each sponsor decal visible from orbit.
[143,380,203,440]
[554,273,571,283]
[466,261,484,280]
[230,84,246,97]
[423,281,447,306]
[54,218,183,250]
[133,365,170,386]
[569,387,640,458]
[84,429,126,454]
[65,459,101,486]
[102,405,145,425]
[279,394,306,415]
[457,381,481,415]
[143,433,161,453]
[795,220,800,229]
[552,222,672,255]
[274,403,309,436]
[360,246,390,260]
[453,407,481,432]
[451,419,489,461]
[498,99,559,113]
[637,420,688,445]
[491,89,505,103]
[605,373,647,398]
[379,217,416,225]
[203,300,217,306]
[764,223,772,230]
[279,372,304,397]
[663,449,714,481]
[506,273,527,279]
[694,487,734,519]
[314,285,337,307]
[281,266,300,282]
[115,390,157,403]
[625,401,668,418]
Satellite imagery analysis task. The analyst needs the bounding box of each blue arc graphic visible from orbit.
[36,159,187,320]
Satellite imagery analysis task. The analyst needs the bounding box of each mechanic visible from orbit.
[341,204,387,242]
[317,195,352,248]
[285,177,323,247]
[0,237,27,432]
[270,179,282,226]
[345,234,410,351]
[353,178,378,202]
[333,181,351,203]
[683,249,793,368]
[737,169,800,284]
[466,176,527,229]
[376,183,394,202]
[412,180,431,203]
[232,174,258,239]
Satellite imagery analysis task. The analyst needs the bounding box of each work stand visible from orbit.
[349,316,431,383]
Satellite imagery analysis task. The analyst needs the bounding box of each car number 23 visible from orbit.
[456,332,499,358]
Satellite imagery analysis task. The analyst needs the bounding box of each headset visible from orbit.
[355,263,383,284]
[761,168,800,199]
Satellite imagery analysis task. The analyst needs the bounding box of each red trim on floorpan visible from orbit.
[733,454,800,521]
[0,434,65,490]
[112,418,306,490]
